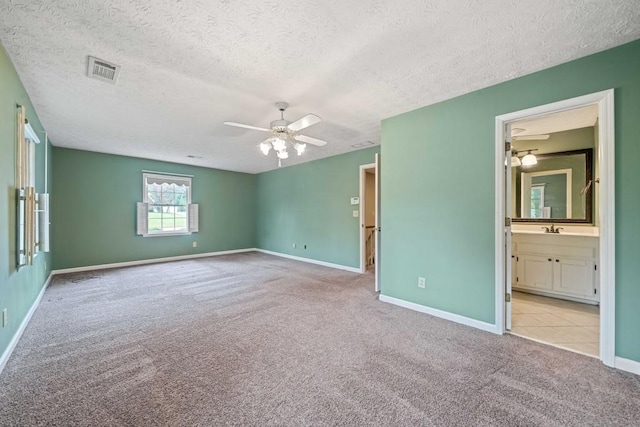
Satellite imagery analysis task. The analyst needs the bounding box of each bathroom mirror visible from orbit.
[512,149,593,223]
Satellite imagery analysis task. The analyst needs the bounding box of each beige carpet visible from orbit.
[1,252,638,426]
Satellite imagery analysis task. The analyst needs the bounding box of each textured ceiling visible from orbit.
[1,1,638,173]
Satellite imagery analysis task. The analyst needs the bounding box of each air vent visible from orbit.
[87,56,120,84]
[350,141,375,148]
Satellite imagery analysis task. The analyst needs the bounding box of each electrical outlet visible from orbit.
[192,241,197,248]
[2,309,7,327]
[418,277,426,289]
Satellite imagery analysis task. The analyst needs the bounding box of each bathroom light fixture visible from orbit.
[521,150,538,166]
[509,148,539,167]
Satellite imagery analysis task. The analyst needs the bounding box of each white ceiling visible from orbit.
[512,104,599,136]
[1,1,638,174]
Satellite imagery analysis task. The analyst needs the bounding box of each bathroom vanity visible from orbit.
[511,229,599,304]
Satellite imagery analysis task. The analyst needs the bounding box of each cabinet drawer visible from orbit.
[518,243,595,258]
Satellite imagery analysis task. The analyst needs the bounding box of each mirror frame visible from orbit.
[513,148,593,224]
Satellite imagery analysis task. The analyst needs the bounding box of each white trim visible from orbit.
[598,90,616,367]
[359,162,376,274]
[521,168,572,219]
[615,357,640,376]
[52,248,256,275]
[495,117,507,334]
[495,89,615,368]
[142,231,193,237]
[0,272,53,374]
[24,122,41,144]
[379,294,499,334]
[374,153,381,293]
[255,249,361,273]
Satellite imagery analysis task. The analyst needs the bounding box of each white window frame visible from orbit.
[521,168,572,220]
[529,184,546,218]
[141,172,193,237]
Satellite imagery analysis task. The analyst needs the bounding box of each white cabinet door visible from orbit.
[517,254,553,290]
[553,258,596,298]
[511,254,517,287]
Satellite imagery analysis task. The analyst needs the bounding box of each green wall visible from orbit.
[381,40,640,362]
[256,147,379,268]
[0,46,52,360]
[52,148,256,269]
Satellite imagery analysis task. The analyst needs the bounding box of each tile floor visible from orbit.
[510,291,600,357]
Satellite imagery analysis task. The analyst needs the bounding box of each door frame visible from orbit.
[494,89,615,367]
[359,162,376,274]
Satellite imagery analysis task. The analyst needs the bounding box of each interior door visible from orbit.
[374,153,381,293]
[505,124,513,331]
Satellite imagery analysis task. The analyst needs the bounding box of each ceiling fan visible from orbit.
[224,102,328,166]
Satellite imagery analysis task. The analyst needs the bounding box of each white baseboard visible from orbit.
[0,272,53,375]
[254,249,361,273]
[615,356,640,376]
[379,294,500,334]
[52,248,257,275]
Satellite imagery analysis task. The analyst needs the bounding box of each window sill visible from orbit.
[141,232,193,237]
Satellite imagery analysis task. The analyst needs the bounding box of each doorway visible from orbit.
[495,90,615,366]
[359,156,380,292]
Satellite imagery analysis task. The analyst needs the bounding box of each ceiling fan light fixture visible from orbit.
[295,143,306,156]
[223,102,328,167]
[522,151,538,166]
[259,141,272,156]
[272,137,287,152]
[277,149,289,160]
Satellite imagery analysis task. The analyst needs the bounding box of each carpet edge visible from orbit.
[0,271,52,375]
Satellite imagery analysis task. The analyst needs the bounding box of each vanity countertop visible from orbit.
[511,226,600,238]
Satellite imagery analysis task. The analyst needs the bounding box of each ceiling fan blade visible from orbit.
[513,134,550,140]
[295,134,327,147]
[288,114,321,132]
[223,122,271,132]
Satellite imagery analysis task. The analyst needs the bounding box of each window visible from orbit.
[16,115,44,267]
[530,184,545,218]
[137,173,198,236]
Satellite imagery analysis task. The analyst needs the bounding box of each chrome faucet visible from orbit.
[542,224,563,234]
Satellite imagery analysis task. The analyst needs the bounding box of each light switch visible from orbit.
[350,197,360,205]
[353,210,359,217]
